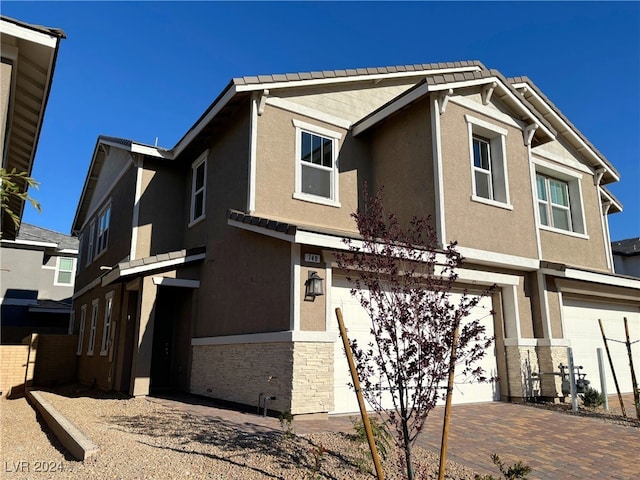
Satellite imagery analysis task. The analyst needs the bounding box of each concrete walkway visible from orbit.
[148,395,640,479]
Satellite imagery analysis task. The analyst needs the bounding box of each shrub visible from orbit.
[474,453,532,480]
[580,387,605,409]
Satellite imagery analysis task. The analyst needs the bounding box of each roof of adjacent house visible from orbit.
[16,223,79,251]
[611,237,640,256]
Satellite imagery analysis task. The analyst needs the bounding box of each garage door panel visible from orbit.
[330,276,499,414]
[563,298,640,395]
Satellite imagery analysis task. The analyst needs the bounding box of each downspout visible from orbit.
[247,93,259,214]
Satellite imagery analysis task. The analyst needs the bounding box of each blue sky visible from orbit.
[3,1,639,241]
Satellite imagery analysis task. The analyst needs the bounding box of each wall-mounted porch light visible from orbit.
[304,271,324,299]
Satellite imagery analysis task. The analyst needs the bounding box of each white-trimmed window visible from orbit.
[76,233,83,276]
[190,151,208,225]
[76,305,87,355]
[466,115,511,208]
[55,257,75,285]
[95,204,111,258]
[293,119,341,207]
[87,221,95,264]
[100,291,114,356]
[87,299,99,355]
[535,167,586,235]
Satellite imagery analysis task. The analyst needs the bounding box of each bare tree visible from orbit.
[336,188,495,479]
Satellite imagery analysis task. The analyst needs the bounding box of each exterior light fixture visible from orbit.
[305,271,324,298]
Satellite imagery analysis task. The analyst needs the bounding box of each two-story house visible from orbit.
[71,61,640,417]
[1,224,78,344]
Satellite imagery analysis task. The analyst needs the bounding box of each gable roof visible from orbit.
[71,135,170,234]
[508,76,619,184]
[1,16,66,240]
[172,61,488,158]
[351,68,556,146]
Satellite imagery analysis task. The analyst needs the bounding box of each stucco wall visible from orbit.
[254,104,363,233]
[73,283,123,390]
[136,159,187,259]
[0,247,43,298]
[369,96,436,226]
[194,229,290,337]
[439,101,538,257]
[76,167,136,290]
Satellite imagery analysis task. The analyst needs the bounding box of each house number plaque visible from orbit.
[304,253,321,263]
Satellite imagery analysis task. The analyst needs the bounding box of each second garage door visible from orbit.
[562,297,640,394]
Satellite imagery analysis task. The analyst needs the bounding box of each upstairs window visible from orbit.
[473,136,494,199]
[95,204,111,258]
[465,115,511,208]
[55,257,75,285]
[534,159,587,236]
[293,119,341,207]
[190,151,208,225]
[87,221,95,263]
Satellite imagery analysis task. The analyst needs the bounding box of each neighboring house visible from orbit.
[71,61,640,417]
[612,237,640,278]
[1,16,65,240]
[1,223,78,344]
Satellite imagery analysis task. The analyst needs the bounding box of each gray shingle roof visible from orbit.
[611,237,640,256]
[231,60,487,86]
[17,223,78,250]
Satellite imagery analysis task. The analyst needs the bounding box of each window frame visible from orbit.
[87,299,99,356]
[94,203,111,260]
[100,291,114,356]
[76,305,87,355]
[87,221,95,264]
[76,233,83,276]
[54,256,75,286]
[292,119,342,208]
[465,114,512,210]
[189,150,208,226]
[534,161,588,238]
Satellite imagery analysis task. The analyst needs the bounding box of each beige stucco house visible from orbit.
[71,61,640,417]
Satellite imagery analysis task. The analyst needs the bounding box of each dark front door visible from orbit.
[150,286,192,393]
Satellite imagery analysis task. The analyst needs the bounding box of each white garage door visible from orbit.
[330,276,499,414]
[563,297,640,394]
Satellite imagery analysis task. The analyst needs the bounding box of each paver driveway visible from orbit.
[150,395,640,479]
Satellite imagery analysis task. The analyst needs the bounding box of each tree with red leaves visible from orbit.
[336,188,495,479]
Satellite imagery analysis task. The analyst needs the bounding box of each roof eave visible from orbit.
[510,80,620,183]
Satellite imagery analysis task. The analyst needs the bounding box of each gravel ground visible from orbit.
[1,387,479,480]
